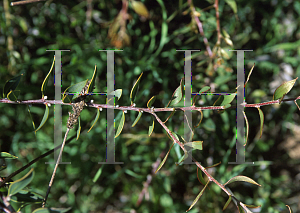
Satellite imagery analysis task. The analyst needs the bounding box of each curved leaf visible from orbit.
[286,205,293,213]
[87,65,97,93]
[148,116,154,136]
[76,116,81,140]
[225,0,237,13]
[167,78,183,107]
[114,89,122,101]
[7,90,20,101]
[115,111,125,138]
[132,111,142,127]
[0,152,18,159]
[87,108,100,133]
[35,104,49,133]
[10,189,43,203]
[224,175,261,186]
[27,105,36,133]
[273,77,297,101]
[3,72,24,98]
[175,150,188,166]
[41,56,55,98]
[243,111,249,146]
[8,168,34,196]
[223,195,232,211]
[155,143,174,173]
[147,96,156,108]
[32,207,72,213]
[186,180,210,212]
[130,72,143,105]
[197,167,206,185]
[245,63,255,87]
[257,107,264,138]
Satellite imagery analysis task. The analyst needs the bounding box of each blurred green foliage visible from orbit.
[1,0,300,212]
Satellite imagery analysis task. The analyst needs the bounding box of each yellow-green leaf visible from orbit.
[167,78,183,107]
[148,116,154,136]
[132,111,142,127]
[130,72,143,105]
[76,117,81,140]
[273,77,297,101]
[224,175,261,186]
[87,65,97,93]
[35,104,49,133]
[0,152,18,159]
[115,111,125,138]
[223,195,232,211]
[225,0,237,13]
[8,168,34,196]
[197,167,206,185]
[155,143,174,173]
[88,108,100,133]
[186,180,209,212]
[7,90,20,101]
[286,205,293,213]
[257,107,264,138]
[243,111,249,146]
[41,56,55,98]
[147,96,156,108]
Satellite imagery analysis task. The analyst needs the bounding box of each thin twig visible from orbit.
[42,128,70,207]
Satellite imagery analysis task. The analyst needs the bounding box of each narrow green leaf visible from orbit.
[194,110,203,128]
[41,56,55,98]
[87,108,100,133]
[132,111,142,127]
[0,152,18,159]
[244,204,262,209]
[155,143,174,173]
[7,90,20,101]
[223,195,232,211]
[257,107,264,138]
[93,166,103,183]
[167,78,183,107]
[197,167,206,185]
[184,141,203,150]
[273,77,298,100]
[27,105,36,133]
[205,161,221,169]
[76,116,81,140]
[32,207,72,213]
[115,111,125,138]
[10,189,43,203]
[186,180,210,212]
[148,116,154,136]
[163,110,176,123]
[125,169,143,178]
[237,204,246,213]
[243,111,249,146]
[175,151,188,166]
[3,72,24,98]
[8,168,34,196]
[130,72,143,105]
[147,96,156,108]
[224,175,261,186]
[87,65,97,93]
[199,86,211,93]
[35,105,49,133]
[225,0,237,13]
[245,63,255,87]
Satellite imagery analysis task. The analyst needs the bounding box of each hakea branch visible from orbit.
[1,96,300,111]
